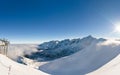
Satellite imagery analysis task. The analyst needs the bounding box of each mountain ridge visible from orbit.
[24,35,106,61]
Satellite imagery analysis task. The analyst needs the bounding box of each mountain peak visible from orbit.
[81,35,96,41]
[84,35,94,39]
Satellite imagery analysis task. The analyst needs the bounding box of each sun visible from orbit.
[114,23,120,33]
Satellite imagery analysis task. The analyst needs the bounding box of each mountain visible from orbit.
[24,35,106,61]
[0,54,49,75]
[39,40,120,75]
[3,36,120,75]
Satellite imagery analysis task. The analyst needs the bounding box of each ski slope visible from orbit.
[0,54,49,75]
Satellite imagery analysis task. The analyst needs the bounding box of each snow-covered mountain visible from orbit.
[39,40,120,75]
[0,54,49,75]
[4,36,120,75]
[24,35,106,61]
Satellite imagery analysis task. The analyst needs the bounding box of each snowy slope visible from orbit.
[40,40,120,75]
[0,54,49,75]
[87,54,120,75]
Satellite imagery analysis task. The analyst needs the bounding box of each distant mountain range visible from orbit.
[24,35,106,61]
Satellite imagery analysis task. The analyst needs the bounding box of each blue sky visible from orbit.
[0,0,120,43]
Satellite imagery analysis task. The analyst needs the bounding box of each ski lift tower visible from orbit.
[0,39,10,56]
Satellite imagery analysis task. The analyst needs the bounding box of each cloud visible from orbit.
[7,44,38,60]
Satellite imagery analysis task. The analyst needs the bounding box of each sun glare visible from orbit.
[114,23,120,33]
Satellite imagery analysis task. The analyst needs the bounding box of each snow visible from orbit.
[18,56,48,69]
[2,36,120,75]
[27,35,104,61]
[40,40,120,75]
[7,36,106,62]
[87,54,120,75]
[38,35,99,52]
[0,54,49,75]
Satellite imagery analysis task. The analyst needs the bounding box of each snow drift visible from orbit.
[40,40,120,75]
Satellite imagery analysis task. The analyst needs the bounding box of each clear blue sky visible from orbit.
[0,0,120,43]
